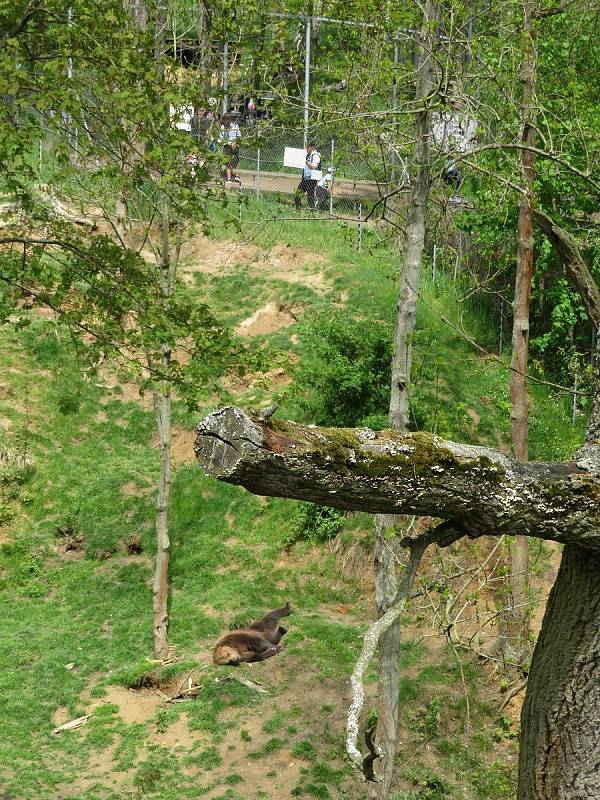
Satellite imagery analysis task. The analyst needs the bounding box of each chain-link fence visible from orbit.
[199,116,410,246]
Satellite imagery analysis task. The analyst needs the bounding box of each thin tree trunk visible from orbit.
[152,373,171,660]
[518,544,600,800]
[151,194,172,660]
[250,0,265,93]
[196,2,212,97]
[373,514,401,797]
[389,0,438,431]
[506,0,536,666]
[374,4,439,796]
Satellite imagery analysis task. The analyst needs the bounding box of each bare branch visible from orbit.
[346,539,428,776]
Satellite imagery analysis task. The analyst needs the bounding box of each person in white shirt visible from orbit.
[294,143,321,209]
[228,121,241,142]
[316,167,333,211]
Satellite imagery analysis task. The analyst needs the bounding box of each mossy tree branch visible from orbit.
[195,406,600,551]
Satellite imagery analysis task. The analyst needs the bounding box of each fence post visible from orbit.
[358,203,363,253]
[329,138,334,218]
[499,298,504,356]
[453,229,462,281]
[222,40,229,116]
[432,243,437,284]
[304,16,311,147]
[255,148,261,201]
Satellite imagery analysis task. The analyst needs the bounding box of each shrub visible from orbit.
[285,503,347,546]
[292,308,392,427]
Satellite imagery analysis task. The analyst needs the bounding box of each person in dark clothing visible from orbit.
[316,167,333,211]
[294,143,321,210]
[443,160,461,191]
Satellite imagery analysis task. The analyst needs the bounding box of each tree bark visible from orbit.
[375,9,440,780]
[506,0,537,666]
[518,544,600,800]
[373,514,401,795]
[194,407,600,549]
[152,376,171,660]
[389,0,438,431]
[151,191,173,661]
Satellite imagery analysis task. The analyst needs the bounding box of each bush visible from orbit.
[292,308,392,427]
[285,503,347,546]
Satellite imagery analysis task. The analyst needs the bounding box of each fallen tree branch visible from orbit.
[498,677,528,713]
[215,674,270,694]
[52,714,91,734]
[169,667,203,701]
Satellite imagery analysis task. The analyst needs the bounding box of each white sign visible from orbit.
[432,112,478,153]
[284,146,307,169]
[169,105,194,132]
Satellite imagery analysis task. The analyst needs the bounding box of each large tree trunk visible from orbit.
[506,0,537,666]
[518,544,600,800]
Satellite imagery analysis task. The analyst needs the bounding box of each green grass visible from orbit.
[0,206,582,799]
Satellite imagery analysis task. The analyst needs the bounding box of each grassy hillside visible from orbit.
[0,209,582,799]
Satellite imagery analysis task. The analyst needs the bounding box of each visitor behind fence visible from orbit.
[316,167,333,211]
[295,143,321,210]
[246,97,257,127]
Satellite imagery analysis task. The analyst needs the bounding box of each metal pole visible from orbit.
[329,138,334,218]
[572,371,578,425]
[454,230,462,281]
[222,40,229,116]
[499,299,504,356]
[65,5,77,157]
[358,203,363,252]
[304,16,311,147]
[432,244,437,284]
[256,148,261,201]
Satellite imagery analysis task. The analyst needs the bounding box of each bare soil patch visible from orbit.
[259,243,329,293]
[180,235,261,280]
[180,233,331,294]
[103,685,161,725]
[235,301,303,337]
[220,364,294,395]
[149,426,195,467]
[121,482,145,497]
